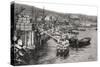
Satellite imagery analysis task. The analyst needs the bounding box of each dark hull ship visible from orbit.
[11,2,97,66]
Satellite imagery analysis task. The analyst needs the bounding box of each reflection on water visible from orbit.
[38,29,97,64]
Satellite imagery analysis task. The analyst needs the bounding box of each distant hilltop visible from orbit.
[13,3,97,23]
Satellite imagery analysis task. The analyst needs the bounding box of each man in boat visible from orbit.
[56,34,69,58]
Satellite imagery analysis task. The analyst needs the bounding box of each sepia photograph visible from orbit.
[11,1,97,66]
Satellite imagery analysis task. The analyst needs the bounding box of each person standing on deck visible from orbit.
[73,34,78,51]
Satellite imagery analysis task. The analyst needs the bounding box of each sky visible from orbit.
[15,0,97,16]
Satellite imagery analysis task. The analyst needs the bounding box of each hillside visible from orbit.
[14,3,97,23]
